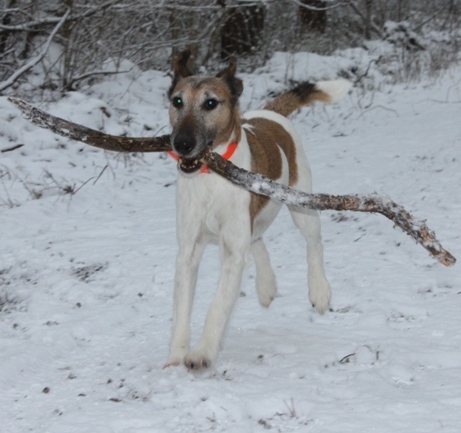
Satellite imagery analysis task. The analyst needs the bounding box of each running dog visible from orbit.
[165,51,351,370]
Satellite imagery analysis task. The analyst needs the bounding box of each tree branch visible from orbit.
[0,9,70,93]
[202,152,455,267]
[8,97,456,267]
[0,0,118,32]
[64,68,132,90]
[288,0,351,12]
[7,97,171,152]
[346,0,383,38]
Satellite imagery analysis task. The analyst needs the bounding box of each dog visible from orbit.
[165,51,351,370]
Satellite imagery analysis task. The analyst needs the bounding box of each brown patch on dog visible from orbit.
[264,82,331,117]
[168,50,193,97]
[244,117,298,225]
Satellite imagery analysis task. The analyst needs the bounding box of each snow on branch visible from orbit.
[0,1,118,32]
[288,0,350,12]
[0,9,70,93]
[203,152,456,267]
[8,98,456,267]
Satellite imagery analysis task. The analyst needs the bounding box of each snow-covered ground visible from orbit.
[1,48,460,432]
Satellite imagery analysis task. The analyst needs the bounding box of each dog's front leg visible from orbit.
[184,228,249,370]
[166,237,206,368]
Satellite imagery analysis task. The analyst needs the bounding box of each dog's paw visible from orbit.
[184,352,213,371]
[309,279,332,315]
[164,348,188,369]
[163,360,181,369]
[256,279,278,308]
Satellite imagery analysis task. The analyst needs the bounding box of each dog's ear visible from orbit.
[216,57,243,99]
[168,50,193,96]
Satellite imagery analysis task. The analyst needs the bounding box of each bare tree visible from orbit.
[221,1,266,59]
[0,8,69,92]
[0,0,460,94]
[298,0,327,33]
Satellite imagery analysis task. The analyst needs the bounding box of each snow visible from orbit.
[1,49,461,433]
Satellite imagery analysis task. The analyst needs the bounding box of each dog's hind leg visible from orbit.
[290,206,331,314]
[288,158,331,314]
[251,238,278,308]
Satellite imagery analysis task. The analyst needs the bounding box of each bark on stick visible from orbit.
[203,152,456,267]
[8,97,171,153]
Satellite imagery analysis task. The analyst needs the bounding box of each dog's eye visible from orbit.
[172,97,183,109]
[204,98,218,110]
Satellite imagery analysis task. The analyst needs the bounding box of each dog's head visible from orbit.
[168,50,243,173]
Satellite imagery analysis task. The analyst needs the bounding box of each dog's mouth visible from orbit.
[178,157,203,173]
[177,142,213,173]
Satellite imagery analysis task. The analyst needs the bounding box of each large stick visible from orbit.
[8,97,171,152]
[9,97,456,266]
[203,152,456,267]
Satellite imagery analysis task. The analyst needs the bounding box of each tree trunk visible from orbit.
[364,0,373,39]
[298,0,327,33]
[221,1,265,59]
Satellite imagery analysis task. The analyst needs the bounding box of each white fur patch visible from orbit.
[315,79,352,103]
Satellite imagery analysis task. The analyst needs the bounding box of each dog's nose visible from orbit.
[173,134,196,156]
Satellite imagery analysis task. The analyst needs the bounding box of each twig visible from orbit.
[66,69,131,89]
[1,144,24,153]
[357,105,399,119]
[339,353,356,364]
[92,164,109,186]
[283,397,297,418]
[354,55,383,85]
[73,176,97,195]
[413,1,453,32]
[288,0,350,12]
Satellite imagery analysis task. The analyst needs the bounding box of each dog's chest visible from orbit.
[176,171,251,238]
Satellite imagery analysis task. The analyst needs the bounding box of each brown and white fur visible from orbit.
[166,51,351,370]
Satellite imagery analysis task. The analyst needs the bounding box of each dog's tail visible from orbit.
[263,80,351,117]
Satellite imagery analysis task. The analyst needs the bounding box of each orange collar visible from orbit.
[167,141,238,174]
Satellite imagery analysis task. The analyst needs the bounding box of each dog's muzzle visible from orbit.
[171,134,213,173]
[178,157,203,173]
